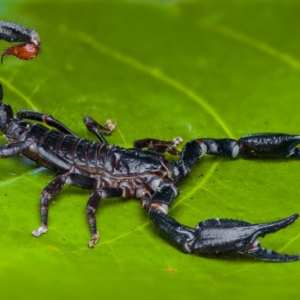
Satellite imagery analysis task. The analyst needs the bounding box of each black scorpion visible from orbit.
[0,21,300,262]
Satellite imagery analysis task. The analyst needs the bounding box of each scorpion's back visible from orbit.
[5,119,172,180]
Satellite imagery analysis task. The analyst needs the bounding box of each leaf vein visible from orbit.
[214,25,300,71]
[60,26,234,138]
[0,77,39,111]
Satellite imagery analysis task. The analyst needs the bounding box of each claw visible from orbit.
[150,207,300,261]
[191,214,300,262]
[245,240,300,262]
[1,42,40,63]
[0,21,40,63]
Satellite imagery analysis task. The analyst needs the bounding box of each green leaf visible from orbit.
[1,0,300,299]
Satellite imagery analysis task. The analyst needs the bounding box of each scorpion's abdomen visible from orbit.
[43,130,65,153]
[74,139,94,166]
[58,135,78,160]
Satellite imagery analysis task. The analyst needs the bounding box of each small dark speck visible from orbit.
[4,193,7,196]
[215,169,218,171]
[190,198,193,200]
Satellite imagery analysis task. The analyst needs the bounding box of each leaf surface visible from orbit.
[1,0,300,299]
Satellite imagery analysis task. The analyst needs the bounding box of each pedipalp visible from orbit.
[0,21,40,63]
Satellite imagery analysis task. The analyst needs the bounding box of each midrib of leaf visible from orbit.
[212,25,300,71]
[59,25,234,139]
[0,76,38,110]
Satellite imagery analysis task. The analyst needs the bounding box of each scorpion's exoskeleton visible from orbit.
[0,21,299,262]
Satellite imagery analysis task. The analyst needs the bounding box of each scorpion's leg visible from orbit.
[17,110,78,137]
[86,187,123,247]
[83,115,116,144]
[0,140,71,164]
[34,142,72,171]
[0,140,71,170]
[32,173,97,237]
[134,137,183,156]
[0,21,40,63]
[0,140,32,157]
